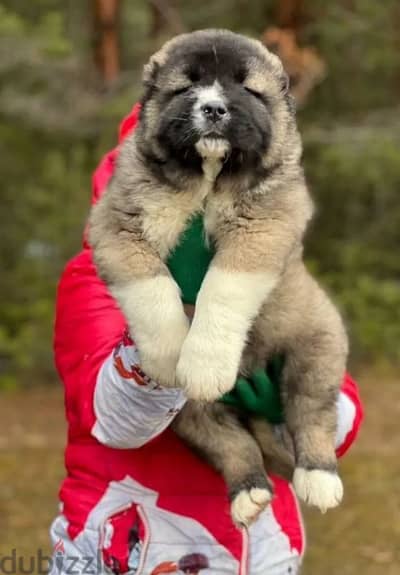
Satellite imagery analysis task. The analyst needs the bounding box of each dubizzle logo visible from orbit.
[53,539,65,555]
[52,539,102,574]
[0,543,102,574]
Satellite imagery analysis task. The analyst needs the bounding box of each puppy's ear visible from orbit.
[286,92,297,115]
[279,71,296,115]
[143,39,172,87]
[280,70,290,94]
[141,52,164,107]
[143,55,160,89]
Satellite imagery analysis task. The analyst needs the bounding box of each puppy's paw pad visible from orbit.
[231,488,272,527]
[293,468,343,512]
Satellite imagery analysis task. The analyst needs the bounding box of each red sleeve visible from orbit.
[55,144,123,437]
[55,105,141,438]
[336,373,364,458]
[54,247,127,437]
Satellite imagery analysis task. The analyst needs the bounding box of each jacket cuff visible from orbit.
[91,336,186,448]
[336,374,363,457]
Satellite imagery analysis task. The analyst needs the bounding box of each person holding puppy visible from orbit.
[49,103,362,575]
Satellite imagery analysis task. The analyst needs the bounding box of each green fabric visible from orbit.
[220,356,284,424]
[166,215,284,423]
[167,214,214,306]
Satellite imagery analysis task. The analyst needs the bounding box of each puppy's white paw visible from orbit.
[140,351,179,388]
[114,277,189,388]
[231,488,272,527]
[139,318,190,388]
[293,468,343,513]
[176,343,237,401]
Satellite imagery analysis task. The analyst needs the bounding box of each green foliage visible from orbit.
[304,132,400,362]
[302,0,400,117]
[0,0,399,388]
[0,3,26,35]
[0,122,94,388]
[0,2,72,54]
[36,10,72,56]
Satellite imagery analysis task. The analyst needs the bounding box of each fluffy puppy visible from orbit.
[89,29,348,526]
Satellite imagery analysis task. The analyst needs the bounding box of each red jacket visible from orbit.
[53,105,363,575]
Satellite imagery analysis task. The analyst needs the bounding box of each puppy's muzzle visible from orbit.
[193,83,230,136]
[200,100,228,124]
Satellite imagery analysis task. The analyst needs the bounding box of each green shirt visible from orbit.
[167,214,214,305]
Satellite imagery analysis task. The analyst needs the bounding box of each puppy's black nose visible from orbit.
[201,101,228,122]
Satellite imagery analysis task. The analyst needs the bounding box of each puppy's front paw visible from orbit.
[293,468,343,513]
[176,339,238,401]
[140,351,179,388]
[231,488,272,527]
[138,318,189,388]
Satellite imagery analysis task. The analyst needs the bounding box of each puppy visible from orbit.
[89,29,348,526]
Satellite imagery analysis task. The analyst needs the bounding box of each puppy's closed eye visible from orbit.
[244,86,265,102]
[170,69,201,97]
[244,86,268,106]
[172,85,192,96]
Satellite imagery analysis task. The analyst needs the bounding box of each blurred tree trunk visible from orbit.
[262,1,325,107]
[276,0,304,33]
[149,0,164,38]
[92,0,121,85]
[148,0,185,39]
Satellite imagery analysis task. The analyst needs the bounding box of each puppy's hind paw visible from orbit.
[293,468,343,513]
[231,487,272,527]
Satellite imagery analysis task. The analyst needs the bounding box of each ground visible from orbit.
[0,370,398,574]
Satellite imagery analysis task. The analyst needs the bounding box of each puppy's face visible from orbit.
[139,30,295,176]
